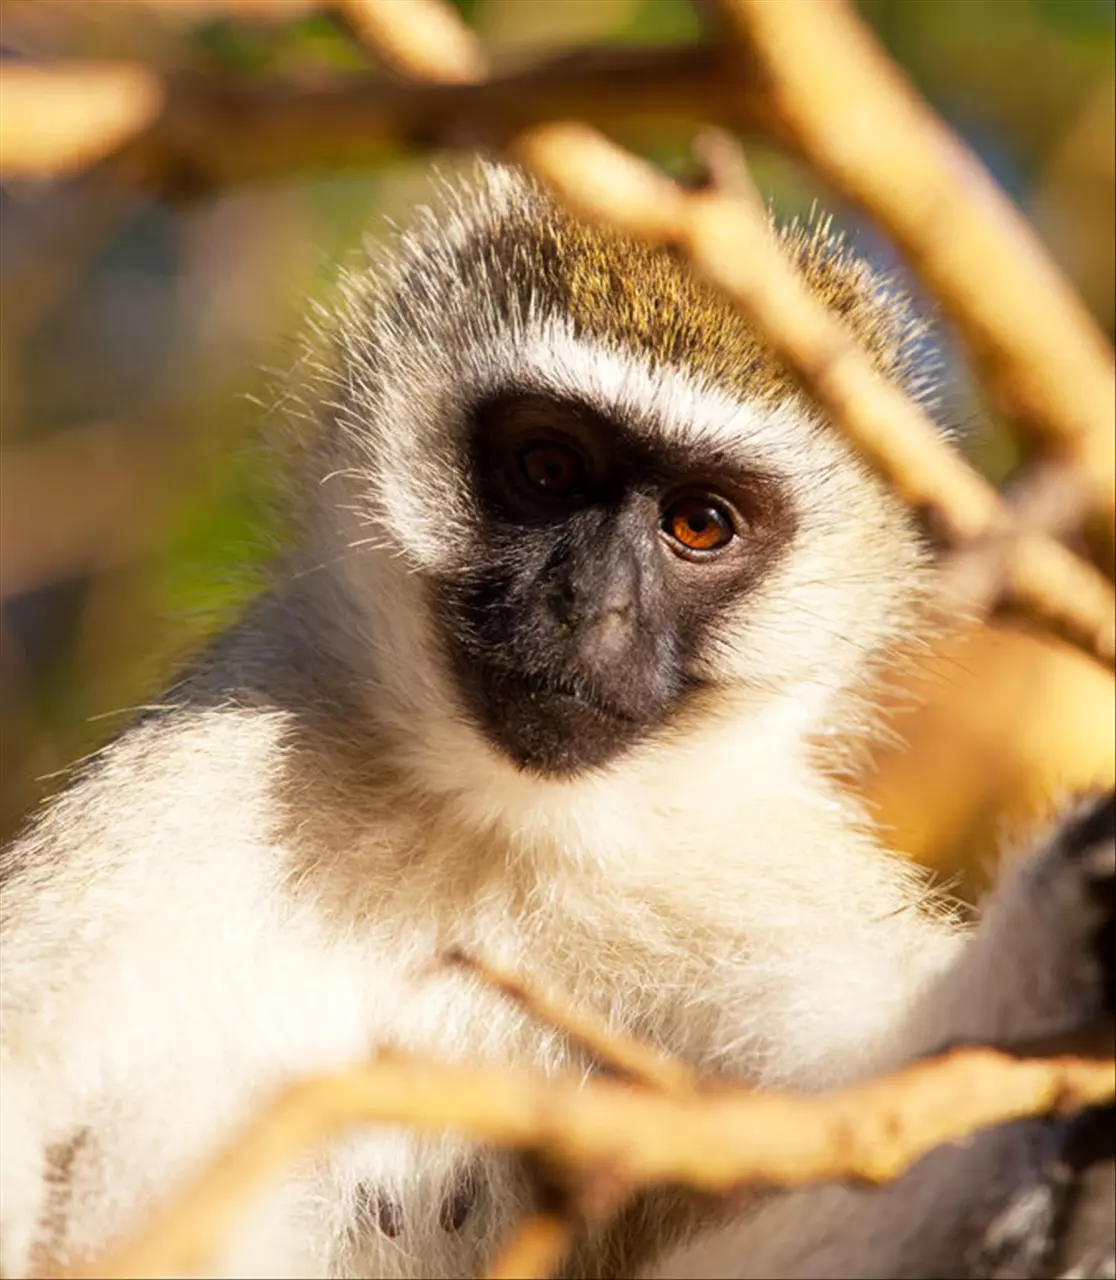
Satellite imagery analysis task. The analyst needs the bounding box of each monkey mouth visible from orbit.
[460,659,653,777]
[483,660,650,732]
[497,666,644,725]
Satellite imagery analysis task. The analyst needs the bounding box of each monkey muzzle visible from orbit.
[440,533,685,777]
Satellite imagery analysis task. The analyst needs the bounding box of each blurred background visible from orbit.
[1,0,1113,887]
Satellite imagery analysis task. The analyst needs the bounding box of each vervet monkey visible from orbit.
[1,162,1112,1280]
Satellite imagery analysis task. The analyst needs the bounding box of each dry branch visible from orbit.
[444,950,698,1095]
[713,0,1116,555]
[338,0,487,84]
[484,1210,578,1280]
[513,124,1116,669]
[78,1028,1115,1280]
[0,45,740,189]
[0,63,164,179]
[484,1164,634,1280]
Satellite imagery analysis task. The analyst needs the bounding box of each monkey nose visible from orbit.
[548,578,635,636]
[575,591,639,673]
[589,571,637,647]
[587,604,635,664]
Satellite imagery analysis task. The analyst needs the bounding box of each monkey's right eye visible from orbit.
[661,494,737,557]
[518,441,587,498]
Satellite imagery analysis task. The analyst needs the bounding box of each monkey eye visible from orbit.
[518,440,587,498]
[661,494,736,557]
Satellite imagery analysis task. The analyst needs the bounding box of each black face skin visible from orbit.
[439,393,795,777]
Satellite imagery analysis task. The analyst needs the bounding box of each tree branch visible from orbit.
[443,949,698,1095]
[76,1027,1115,1280]
[337,0,487,84]
[0,45,745,188]
[0,62,164,179]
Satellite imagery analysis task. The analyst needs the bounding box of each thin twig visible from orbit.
[444,950,698,1096]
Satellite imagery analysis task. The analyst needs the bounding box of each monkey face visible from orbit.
[318,163,929,785]
[439,393,794,776]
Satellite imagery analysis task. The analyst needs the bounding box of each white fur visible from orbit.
[0,686,964,1277]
